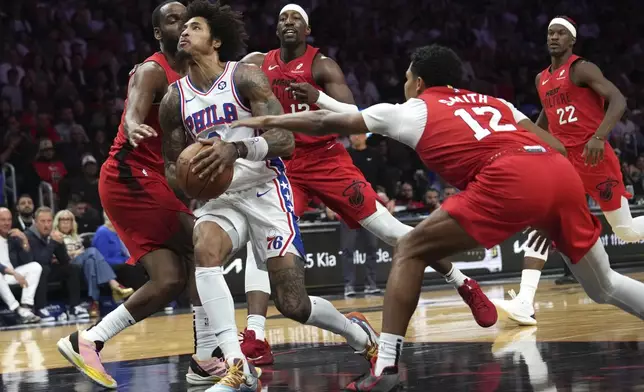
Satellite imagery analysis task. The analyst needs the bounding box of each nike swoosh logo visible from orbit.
[268,65,278,70]
[541,79,549,85]
[257,189,272,197]
[186,96,196,102]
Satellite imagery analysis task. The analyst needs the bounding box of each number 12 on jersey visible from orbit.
[290,103,310,113]
[454,106,517,140]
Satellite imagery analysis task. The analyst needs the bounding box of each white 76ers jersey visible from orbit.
[176,61,282,193]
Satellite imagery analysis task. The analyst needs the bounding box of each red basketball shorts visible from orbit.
[285,143,380,229]
[442,151,601,263]
[567,143,631,211]
[99,158,193,265]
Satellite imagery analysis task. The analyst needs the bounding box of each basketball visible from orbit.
[176,142,233,200]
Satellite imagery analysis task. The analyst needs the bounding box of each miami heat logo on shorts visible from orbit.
[343,180,367,207]
[596,178,619,201]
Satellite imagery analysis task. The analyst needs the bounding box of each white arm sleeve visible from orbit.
[315,91,359,113]
[498,98,529,123]
[360,98,427,148]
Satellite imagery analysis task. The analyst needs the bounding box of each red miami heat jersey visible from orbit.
[109,52,180,173]
[537,54,605,148]
[261,45,337,154]
[415,87,549,190]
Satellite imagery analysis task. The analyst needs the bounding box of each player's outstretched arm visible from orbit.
[234,62,295,159]
[571,61,626,140]
[231,109,368,137]
[124,62,167,147]
[289,56,359,113]
[159,85,189,200]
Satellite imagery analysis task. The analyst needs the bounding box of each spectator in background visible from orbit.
[12,194,34,232]
[1,69,23,112]
[423,189,441,214]
[59,154,100,210]
[0,207,41,323]
[68,199,101,233]
[54,106,76,143]
[92,130,110,164]
[93,212,147,290]
[443,186,458,201]
[27,207,88,319]
[395,182,424,211]
[29,114,60,143]
[53,210,133,317]
[32,138,67,200]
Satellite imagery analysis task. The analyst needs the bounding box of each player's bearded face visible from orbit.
[277,11,309,44]
[547,26,574,56]
[178,17,220,60]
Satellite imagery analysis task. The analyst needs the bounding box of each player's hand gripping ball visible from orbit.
[176,139,234,200]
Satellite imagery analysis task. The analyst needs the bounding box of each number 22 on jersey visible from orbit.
[454,106,517,140]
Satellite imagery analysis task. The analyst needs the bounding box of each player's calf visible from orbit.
[268,257,311,323]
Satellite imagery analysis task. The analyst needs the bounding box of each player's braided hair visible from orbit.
[185,0,248,61]
[410,45,463,88]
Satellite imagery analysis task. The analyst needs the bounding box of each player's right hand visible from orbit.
[128,124,158,148]
[14,273,28,288]
[288,82,320,104]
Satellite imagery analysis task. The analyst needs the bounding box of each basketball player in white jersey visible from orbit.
[159,2,378,391]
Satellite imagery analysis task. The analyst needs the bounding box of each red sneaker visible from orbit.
[240,328,274,366]
[457,279,497,328]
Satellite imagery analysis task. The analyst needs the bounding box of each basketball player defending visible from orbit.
[56,2,225,389]
[233,44,644,391]
[494,16,639,327]
[237,4,497,364]
[159,2,378,390]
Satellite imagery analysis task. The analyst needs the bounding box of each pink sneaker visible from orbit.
[57,331,117,389]
[185,354,228,385]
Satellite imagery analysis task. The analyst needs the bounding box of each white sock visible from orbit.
[194,306,219,361]
[247,315,266,341]
[375,333,403,376]
[517,269,541,304]
[444,265,468,288]
[83,304,135,343]
[196,266,250,373]
[305,296,368,350]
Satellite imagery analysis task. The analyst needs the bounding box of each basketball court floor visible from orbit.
[2,272,644,391]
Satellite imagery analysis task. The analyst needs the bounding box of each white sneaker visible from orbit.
[16,307,41,323]
[492,290,537,326]
[71,305,90,319]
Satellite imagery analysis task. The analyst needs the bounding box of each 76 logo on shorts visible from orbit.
[267,235,284,250]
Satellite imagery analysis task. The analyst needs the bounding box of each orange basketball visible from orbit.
[176,143,233,200]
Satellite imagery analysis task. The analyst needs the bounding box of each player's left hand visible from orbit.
[231,116,270,130]
[582,137,605,166]
[191,138,238,181]
[287,82,320,104]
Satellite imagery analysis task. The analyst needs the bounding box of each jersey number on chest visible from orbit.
[454,106,517,140]
[556,105,578,125]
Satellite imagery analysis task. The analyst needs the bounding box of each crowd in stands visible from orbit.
[0,0,644,320]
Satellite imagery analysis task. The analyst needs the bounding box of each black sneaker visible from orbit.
[555,274,577,285]
[345,358,402,391]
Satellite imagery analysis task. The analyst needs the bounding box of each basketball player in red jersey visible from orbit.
[237,4,496,364]
[494,16,640,327]
[56,2,226,388]
[233,44,644,391]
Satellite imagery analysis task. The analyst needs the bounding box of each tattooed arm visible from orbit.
[159,84,189,202]
[233,62,294,159]
[190,64,294,181]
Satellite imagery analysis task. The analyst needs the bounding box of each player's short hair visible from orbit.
[185,0,248,61]
[152,0,179,28]
[410,45,463,88]
[34,206,53,220]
